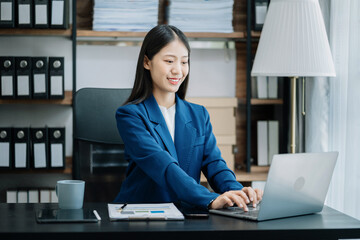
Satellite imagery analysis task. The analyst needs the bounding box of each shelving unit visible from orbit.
[0,28,72,36]
[0,8,75,203]
[241,0,287,174]
[77,30,245,40]
[0,91,73,105]
[238,98,283,105]
[0,157,73,174]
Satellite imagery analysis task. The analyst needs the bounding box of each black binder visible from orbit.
[0,56,15,99]
[32,57,48,99]
[48,57,64,99]
[15,57,32,99]
[0,127,12,168]
[0,0,15,28]
[48,127,65,168]
[17,0,33,28]
[30,127,48,168]
[50,0,69,29]
[13,127,30,169]
[34,0,49,28]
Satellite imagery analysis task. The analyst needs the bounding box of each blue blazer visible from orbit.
[114,94,243,209]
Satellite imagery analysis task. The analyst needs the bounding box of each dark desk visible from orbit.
[1,203,360,240]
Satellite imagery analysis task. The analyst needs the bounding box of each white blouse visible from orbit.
[159,104,176,142]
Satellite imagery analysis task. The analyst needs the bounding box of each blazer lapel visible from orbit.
[174,95,197,172]
[144,95,178,161]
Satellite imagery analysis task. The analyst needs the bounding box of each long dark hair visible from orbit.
[124,25,191,105]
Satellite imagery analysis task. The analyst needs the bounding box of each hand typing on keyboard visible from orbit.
[208,187,263,211]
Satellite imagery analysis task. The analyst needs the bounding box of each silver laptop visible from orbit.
[210,152,338,221]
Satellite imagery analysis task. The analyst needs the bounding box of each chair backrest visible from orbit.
[74,88,132,144]
[73,88,132,202]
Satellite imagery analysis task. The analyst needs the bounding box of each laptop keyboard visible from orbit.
[209,203,261,220]
[227,205,260,218]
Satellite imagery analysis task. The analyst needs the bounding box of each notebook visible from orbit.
[108,203,184,221]
[210,152,338,221]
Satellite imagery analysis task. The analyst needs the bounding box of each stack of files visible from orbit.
[257,120,279,166]
[92,0,159,32]
[168,0,234,33]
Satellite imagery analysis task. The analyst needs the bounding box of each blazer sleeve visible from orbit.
[116,106,219,209]
[200,106,244,193]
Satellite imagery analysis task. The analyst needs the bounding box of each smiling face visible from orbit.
[144,38,189,106]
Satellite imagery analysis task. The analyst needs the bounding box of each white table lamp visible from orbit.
[251,0,336,153]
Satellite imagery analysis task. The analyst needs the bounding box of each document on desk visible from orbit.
[108,203,184,221]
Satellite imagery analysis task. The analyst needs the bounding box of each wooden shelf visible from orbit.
[77,30,147,38]
[238,98,283,105]
[251,31,261,38]
[185,32,245,39]
[242,31,261,40]
[0,91,72,105]
[77,29,245,40]
[0,28,72,37]
[0,157,72,174]
[237,166,269,182]
[201,166,269,183]
[251,98,283,105]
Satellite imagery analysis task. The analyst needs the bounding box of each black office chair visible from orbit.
[73,88,132,202]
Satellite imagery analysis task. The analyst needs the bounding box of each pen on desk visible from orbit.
[116,203,128,212]
[93,210,101,221]
[120,203,127,210]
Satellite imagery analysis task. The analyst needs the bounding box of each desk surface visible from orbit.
[1,203,360,240]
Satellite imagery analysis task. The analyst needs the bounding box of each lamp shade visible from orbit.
[251,0,336,77]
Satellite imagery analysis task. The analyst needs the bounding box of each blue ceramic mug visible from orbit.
[56,180,85,209]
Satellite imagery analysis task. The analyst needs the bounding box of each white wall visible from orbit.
[76,44,236,97]
[0,37,236,156]
[187,47,236,97]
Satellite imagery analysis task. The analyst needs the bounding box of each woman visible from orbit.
[115,25,263,210]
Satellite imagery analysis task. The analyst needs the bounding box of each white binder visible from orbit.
[1,76,13,96]
[0,142,10,167]
[28,189,40,203]
[34,0,48,26]
[0,128,11,168]
[18,1,31,25]
[51,0,64,25]
[17,190,28,203]
[50,76,63,96]
[34,143,47,168]
[13,128,29,168]
[40,189,51,203]
[17,75,30,96]
[6,190,17,203]
[0,1,13,22]
[257,120,268,166]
